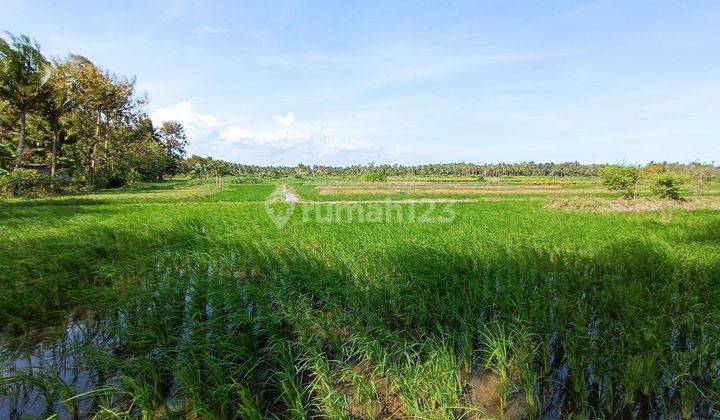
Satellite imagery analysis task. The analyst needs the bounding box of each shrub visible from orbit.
[651,173,685,200]
[0,169,85,197]
[360,171,387,182]
[231,176,264,184]
[126,169,143,186]
[600,166,639,199]
[687,163,715,197]
[0,169,49,197]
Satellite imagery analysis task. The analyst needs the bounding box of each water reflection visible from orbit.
[0,315,115,419]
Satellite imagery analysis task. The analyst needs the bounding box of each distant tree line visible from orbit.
[0,33,187,196]
[183,156,717,180]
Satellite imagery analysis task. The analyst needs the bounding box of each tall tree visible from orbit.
[65,55,135,172]
[157,120,188,178]
[40,60,75,177]
[0,33,48,170]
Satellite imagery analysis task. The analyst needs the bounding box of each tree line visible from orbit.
[0,33,187,196]
[183,155,716,180]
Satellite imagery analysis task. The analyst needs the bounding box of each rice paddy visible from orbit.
[1,177,720,418]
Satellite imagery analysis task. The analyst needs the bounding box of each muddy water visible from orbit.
[0,316,115,419]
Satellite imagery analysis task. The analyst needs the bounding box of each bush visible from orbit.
[0,169,84,197]
[230,176,264,184]
[0,169,49,197]
[361,171,387,182]
[126,169,142,186]
[652,173,685,200]
[600,166,639,199]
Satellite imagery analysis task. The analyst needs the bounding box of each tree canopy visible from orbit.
[0,33,187,194]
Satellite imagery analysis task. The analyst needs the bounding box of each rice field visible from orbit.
[1,177,720,418]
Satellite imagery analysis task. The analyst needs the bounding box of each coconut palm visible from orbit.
[40,62,76,178]
[0,33,48,170]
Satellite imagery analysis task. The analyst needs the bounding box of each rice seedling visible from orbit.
[1,178,719,417]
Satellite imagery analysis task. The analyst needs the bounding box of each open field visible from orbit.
[2,177,720,418]
[293,177,720,203]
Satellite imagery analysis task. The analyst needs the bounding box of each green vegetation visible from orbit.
[360,171,387,182]
[601,165,640,199]
[0,33,188,196]
[652,173,686,200]
[1,178,719,418]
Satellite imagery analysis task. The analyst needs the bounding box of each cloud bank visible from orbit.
[150,101,388,165]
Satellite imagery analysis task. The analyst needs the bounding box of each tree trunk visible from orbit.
[51,131,59,178]
[90,110,101,171]
[14,112,26,171]
[88,144,96,172]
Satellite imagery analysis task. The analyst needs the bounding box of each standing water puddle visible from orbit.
[0,315,115,418]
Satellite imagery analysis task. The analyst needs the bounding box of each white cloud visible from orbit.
[274,112,295,126]
[219,126,312,150]
[321,139,379,157]
[150,101,394,164]
[150,101,217,141]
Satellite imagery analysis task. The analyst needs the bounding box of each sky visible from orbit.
[2,0,719,166]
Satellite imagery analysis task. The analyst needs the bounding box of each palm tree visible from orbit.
[0,33,48,170]
[40,61,76,178]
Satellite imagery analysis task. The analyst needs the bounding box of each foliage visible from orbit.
[0,33,49,170]
[189,158,718,184]
[642,162,666,177]
[0,168,36,196]
[600,165,639,199]
[360,171,387,182]
[0,33,187,196]
[651,173,685,200]
[0,168,71,197]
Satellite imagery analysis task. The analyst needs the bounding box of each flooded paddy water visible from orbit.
[0,315,114,418]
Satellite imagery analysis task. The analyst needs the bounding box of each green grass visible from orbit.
[200,183,276,202]
[1,177,719,417]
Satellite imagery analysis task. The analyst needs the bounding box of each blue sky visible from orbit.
[2,0,719,165]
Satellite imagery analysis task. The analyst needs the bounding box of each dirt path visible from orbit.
[282,185,300,203]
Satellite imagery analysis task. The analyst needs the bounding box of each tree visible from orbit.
[64,55,136,172]
[40,60,76,178]
[601,166,639,199]
[642,162,665,177]
[361,171,387,182]
[206,159,225,187]
[0,33,48,170]
[651,173,685,200]
[157,120,188,178]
